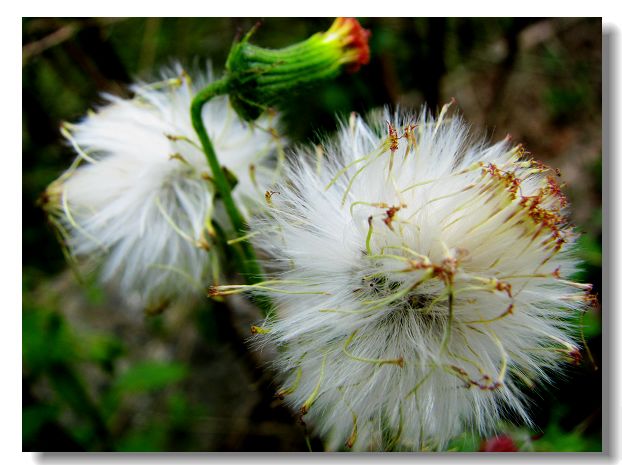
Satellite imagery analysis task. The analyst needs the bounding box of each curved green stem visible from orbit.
[191,80,242,233]
[190,78,270,315]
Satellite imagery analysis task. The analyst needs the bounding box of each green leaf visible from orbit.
[80,334,125,370]
[22,306,75,374]
[22,404,57,443]
[114,426,167,452]
[114,361,188,393]
[576,234,602,268]
[533,423,601,452]
[447,430,480,452]
[581,308,601,340]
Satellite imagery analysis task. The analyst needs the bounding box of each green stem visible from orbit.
[190,79,270,315]
[191,80,241,232]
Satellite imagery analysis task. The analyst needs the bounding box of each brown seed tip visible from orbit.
[586,292,599,308]
[196,236,211,251]
[250,325,269,334]
[265,190,279,206]
[569,347,582,366]
[387,121,399,152]
[207,287,220,297]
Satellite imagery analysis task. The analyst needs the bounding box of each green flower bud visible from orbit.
[225,18,371,121]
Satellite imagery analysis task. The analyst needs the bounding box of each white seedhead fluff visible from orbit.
[43,65,283,310]
[244,105,593,451]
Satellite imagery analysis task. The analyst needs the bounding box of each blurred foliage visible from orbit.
[449,412,602,452]
[22,284,198,451]
[22,17,602,451]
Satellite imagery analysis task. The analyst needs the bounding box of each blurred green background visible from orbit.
[22,18,602,452]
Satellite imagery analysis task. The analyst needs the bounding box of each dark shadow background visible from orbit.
[22,17,602,451]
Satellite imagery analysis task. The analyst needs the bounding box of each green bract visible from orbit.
[225,18,370,121]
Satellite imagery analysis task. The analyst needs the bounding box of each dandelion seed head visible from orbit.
[45,65,282,309]
[249,105,591,450]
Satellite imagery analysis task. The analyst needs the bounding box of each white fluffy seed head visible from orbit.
[249,105,591,451]
[44,65,283,310]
